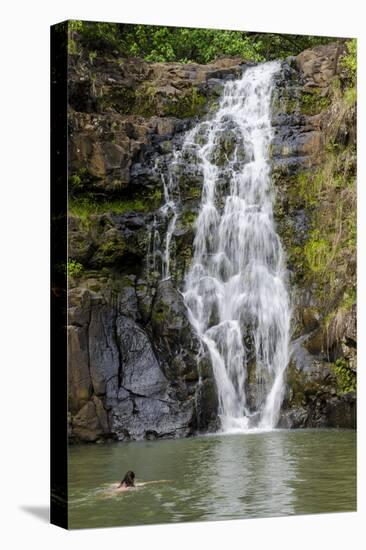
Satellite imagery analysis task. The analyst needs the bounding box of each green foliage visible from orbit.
[98,239,126,263]
[98,81,206,118]
[338,288,356,312]
[71,21,122,54]
[69,168,93,196]
[69,197,148,219]
[181,210,197,227]
[287,81,356,314]
[67,20,83,55]
[340,39,357,85]
[150,187,163,205]
[280,82,356,303]
[332,358,356,394]
[304,231,333,273]
[68,20,335,63]
[68,20,83,33]
[69,174,82,187]
[133,84,159,116]
[136,27,264,63]
[88,50,97,64]
[344,86,356,106]
[68,39,78,56]
[186,186,202,200]
[297,171,322,206]
[164,88,206,118]
[67,259,84,278]
[300,90,331,115]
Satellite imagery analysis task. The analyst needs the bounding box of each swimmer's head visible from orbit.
[121,470,135,487]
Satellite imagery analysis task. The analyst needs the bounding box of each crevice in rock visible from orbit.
[114,312,123,391]
[86,301,92,395]
[119,383,172,405]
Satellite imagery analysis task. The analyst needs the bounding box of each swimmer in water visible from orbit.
[108,471,171,495]
[117,470,136,491]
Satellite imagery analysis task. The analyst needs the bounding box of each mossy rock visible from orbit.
[94,238,126,266]
[97,87,136,114]
[272,92,299,116]
[209,129,240,166]
[194,123,210,146]
[302,307,320,332]
[133,84,160,117]
[185,185,202,200]
[300,90,331,115]
[181,209,197,227]
[285,363,307,408]
[69,189,162,221]
[330,358,356,394]
[303,328,326,355]
[163,88,206,119]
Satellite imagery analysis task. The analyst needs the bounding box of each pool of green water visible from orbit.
[68,429,356,529]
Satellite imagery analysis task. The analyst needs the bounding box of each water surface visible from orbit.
[68,429,356,529]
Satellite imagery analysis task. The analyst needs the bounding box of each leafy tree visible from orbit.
[68,21,339,63]
[67,259,84,278]
[340,38,357,85]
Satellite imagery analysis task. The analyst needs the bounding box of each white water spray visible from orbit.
[158,152,181,280]
[182,62,291,431]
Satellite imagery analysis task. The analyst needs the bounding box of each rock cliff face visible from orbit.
[270,44,356,428]
[67,43,356,442]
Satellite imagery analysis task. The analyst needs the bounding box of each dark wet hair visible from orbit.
[120,470,135,487]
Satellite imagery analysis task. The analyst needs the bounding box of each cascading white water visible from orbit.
[182,61,291,432]
[158,152,181,280]
[146,154,181,280]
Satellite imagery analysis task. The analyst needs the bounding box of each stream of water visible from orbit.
[182,62,290,431]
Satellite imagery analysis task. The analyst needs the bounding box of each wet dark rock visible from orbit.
[207,77,225,90]
[151,280,201,383]
[67,283,202,441]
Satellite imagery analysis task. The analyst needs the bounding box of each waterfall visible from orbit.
[146,215,160,273]
[157,152,181,281]
[182,61,291,432]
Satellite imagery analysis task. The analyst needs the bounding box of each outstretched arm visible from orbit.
[136,480,172,487]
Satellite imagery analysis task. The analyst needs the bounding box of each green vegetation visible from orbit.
[276,49,356,320]
[340,38,357,86]
[331,358,356,394]
[67,259,84,277]
[69,197,148,220]
[290,79,355,313]
[88,50,97,64]
[69,168,96,196]
[69,173,82,188]
[339,288,357,312]
[304,231,333,273]
[69,186,163,226]
[97,239,126,265]
[297,171,321,206]
[344,86,357,106]
[186,186,202,200]
[164,88,206,118]
[181,210,197,227]
[300,90,331,115]
[68,20,336,63]
[298,153,355,308]
[133,84,159,116]
[68,20,83,55]
[339,39,357,112]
